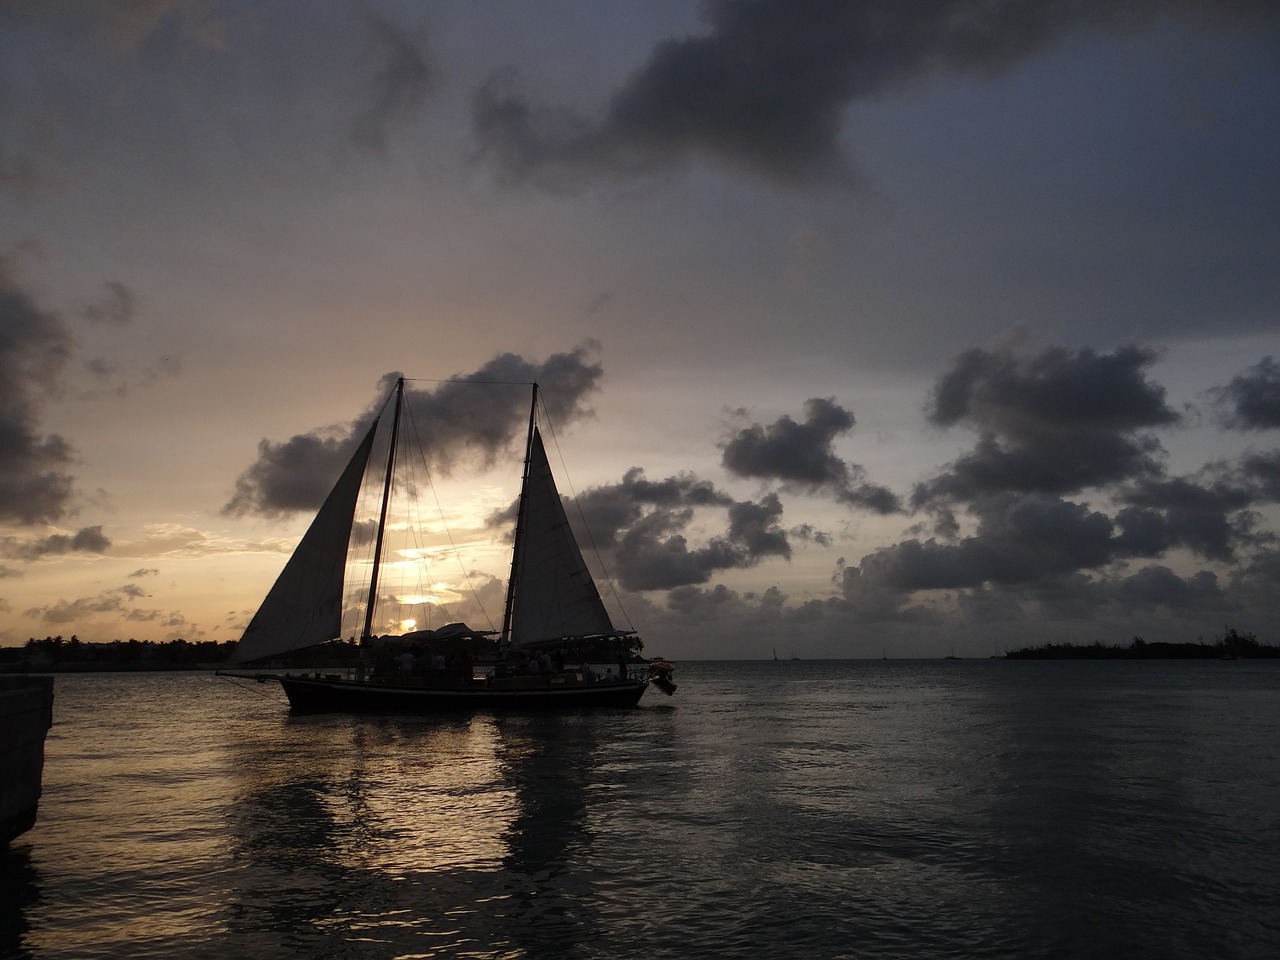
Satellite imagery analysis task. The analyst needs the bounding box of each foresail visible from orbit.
[509,429,617,649]
[229,423,378,663]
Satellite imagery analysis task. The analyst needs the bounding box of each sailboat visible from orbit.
[223,378,673,712]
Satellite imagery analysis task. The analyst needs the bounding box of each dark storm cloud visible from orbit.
[914,344,1180,506]
[1112,443,1280,563]
[1119,475,1260,562]
[721,397,900,513]
[0,253,77,524]
[1229,546,1280,616]
[832,343,1279,619]
[858,492,1117,591]
[223,345,604,518]
[500,465,793,592]
[1112,564,1225,610]
[1213,356,1280,430]
[352,14,433,151]
[563,467,734,550]
[725,494,791,560]
[472,0,1278,187]
[1,525,112,560]
[1241,450,1280,502]
[610,494,792,591]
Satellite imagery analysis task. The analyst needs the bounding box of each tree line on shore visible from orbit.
[1005,628,1277,660]
[2,635,245,668]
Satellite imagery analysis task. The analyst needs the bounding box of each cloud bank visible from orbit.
[721,397,900,512]
[223,344,606,518]
[472,0,1279,188]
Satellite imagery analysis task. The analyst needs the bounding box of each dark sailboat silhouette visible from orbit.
[223,379,672,711]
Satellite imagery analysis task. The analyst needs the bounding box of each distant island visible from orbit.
[1006,629,1278,660]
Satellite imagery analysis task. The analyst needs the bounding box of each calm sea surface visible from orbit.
[3,659,1279,959]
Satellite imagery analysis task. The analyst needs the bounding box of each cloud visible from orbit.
[223,344,606,518]
[830,342,1274,616]
[492,463,794,592]
[914,343,1180,506]
[720,397,900,512]
[351,14,433,151]
[0,252,78,523]
[1118,475,1261,562]
[1,525,111,560]
[1112,564,1225,610]
[598,486,793,592]
[472,0,1279,188]
[24,582,143,625]
[82,280,136,325]
[1240,450,1280,503]
[1213,356,1280,430]
[858,492,1117,592]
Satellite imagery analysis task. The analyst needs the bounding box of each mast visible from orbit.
[500,382,538,650]
[361,377,404,642]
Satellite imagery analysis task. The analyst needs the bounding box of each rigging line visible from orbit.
[400,390,500,635]
[341,446,382,640]
[392,401,437,628]
[535,391,636,634]
[341,411,394,639]
[216,674,287,703]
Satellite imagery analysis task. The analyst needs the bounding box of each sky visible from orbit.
[2,0,1278,660]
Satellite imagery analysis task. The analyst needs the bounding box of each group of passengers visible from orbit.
[374,644,474,681]
[495,650,631,684]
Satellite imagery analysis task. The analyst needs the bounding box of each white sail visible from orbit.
[229,423,378,664]
[508,428,618,649]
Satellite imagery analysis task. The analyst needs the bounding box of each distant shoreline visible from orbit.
[1006,632,1277,660]
[0,662,218,674]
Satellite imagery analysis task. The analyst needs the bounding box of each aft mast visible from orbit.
[361,376,404,644]
[500,383,538,652]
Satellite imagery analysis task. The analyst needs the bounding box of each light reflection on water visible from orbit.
[5,662,1280,959]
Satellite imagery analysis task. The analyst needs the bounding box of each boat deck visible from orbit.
[276,672,649,713]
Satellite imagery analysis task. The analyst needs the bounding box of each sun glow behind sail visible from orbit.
[234,380,634,662]
[331,407,516,642]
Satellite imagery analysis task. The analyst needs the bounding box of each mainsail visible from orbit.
[506,428,619,649]
[229,422,378,664]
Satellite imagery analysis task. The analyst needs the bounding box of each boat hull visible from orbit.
[277,675,649,713]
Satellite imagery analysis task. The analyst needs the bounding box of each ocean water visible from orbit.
[3,659,1279,960]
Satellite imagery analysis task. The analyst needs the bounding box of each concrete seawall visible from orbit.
[0,676,55,846]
